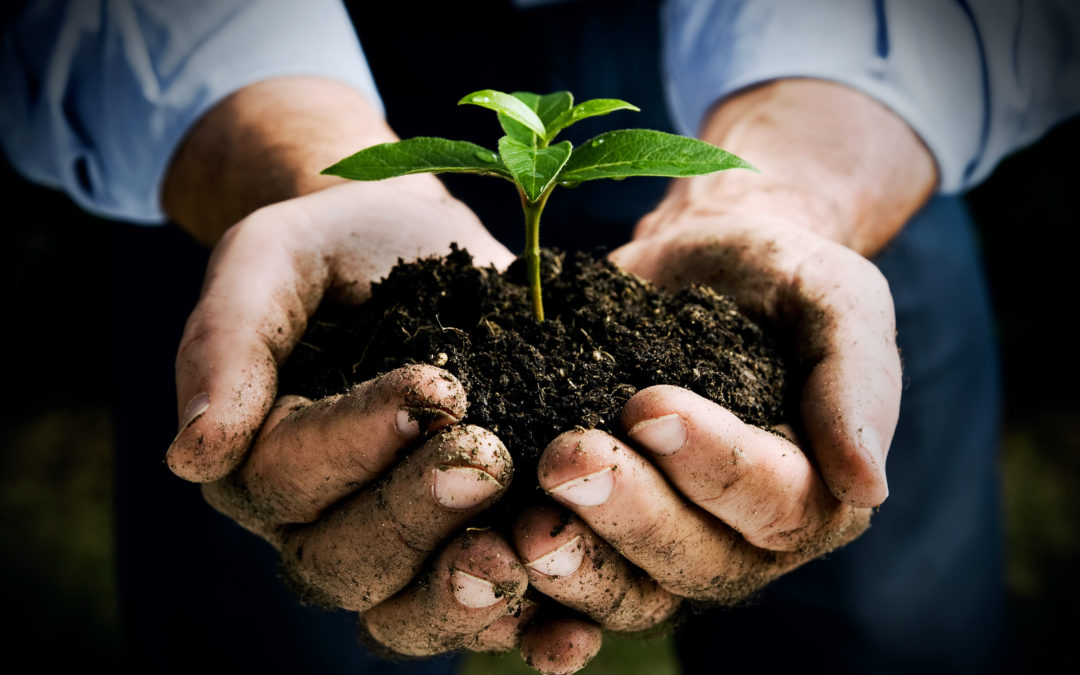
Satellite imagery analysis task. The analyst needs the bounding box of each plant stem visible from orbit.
[520,187,553,322]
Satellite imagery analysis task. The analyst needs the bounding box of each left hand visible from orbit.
[512,212,901,622]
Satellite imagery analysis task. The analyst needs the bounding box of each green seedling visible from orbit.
[323,89,755,321]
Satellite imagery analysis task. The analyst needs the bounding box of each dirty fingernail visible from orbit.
[548,467,614,507]
[628,413,687,456]
[451,569,502,608]
[398,406,460,438]
[526,535,585,577]
[396,408,420,438]
[432,466,502,510]
[176,393,209,435]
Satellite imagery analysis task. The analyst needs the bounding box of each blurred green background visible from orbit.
[1,117,1077,673]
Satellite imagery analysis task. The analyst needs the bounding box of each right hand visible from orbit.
[165,176,553,655]
[167,173,512,481]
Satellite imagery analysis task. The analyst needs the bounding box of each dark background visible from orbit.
[1,0,1078,669]
[2,117,1077,673]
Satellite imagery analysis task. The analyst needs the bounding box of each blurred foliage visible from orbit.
[0,409,121,671]
[462,634,680,675]
[998,408,1080,670]
[0,164,122,670]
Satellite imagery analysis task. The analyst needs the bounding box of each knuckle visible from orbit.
[174,314,226,371]
[362,615,436,657]
[677,550,784,605]
[857,256,893,300]
[370,476,441,554]
[276,530,362,611]
[385,503,441,555]
[603,577,681,632]
[747,494,820,552]
[767,503,870,560]
[618,518,688,565]
[243,456,325,526]
[822,505,873,551]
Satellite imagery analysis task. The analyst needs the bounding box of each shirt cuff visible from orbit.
[661,0,985,193]
[1,0,382,224]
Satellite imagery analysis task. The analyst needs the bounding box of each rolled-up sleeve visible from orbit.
[0,0,382,223]
[662,0,1080,193]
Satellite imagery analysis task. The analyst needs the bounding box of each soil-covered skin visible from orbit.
[280,246,790,523]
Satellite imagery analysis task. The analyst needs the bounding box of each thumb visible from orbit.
[790,245,901,508]
[166,207,328,482]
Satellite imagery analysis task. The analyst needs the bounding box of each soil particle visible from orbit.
[280,246,791,525]
[549,510,574,538]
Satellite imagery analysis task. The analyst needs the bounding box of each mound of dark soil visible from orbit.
[279,246,791,521]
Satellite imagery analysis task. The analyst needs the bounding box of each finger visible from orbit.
[466,597,541,653]
[519,613,603,675]
[202,365,466,531]
[538,430,869,604]
[514,504,680,631]
[167,208,328,482]
[786,243,902,507]
[614,224,900,507]
[622,386,846,552]
[362,530,528,657]
[276,425,512,611]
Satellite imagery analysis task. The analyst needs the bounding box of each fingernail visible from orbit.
[432,466,502,510]
[857,425,889,492]
[176,393,209,435]
[628,413,687,456]
[451,569,501,608]
[396,408,420,438]
[548,467,614,507]
[397,406,460,438]
[526,535,584,577]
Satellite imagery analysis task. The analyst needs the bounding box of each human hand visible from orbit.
[166,175,513,481]
[157,77,610,670]
[164,176,571,654]
[505,78,925,671]
[506,213,899,633]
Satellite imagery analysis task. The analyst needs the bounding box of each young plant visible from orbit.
[322,89,755,321]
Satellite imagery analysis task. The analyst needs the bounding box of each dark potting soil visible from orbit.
[279,246,790,521]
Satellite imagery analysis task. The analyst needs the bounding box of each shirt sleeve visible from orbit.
[661,0,1080,193]
[0,0,382,224]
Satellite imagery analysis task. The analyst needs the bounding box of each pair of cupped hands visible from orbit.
[165,172,900,674]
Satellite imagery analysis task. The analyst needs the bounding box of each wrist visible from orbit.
[637,79,937,257]
[162,76,399,246]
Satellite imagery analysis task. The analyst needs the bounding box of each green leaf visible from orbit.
[499,91,574,148]
[321,137,509,181]
[497,136,572,202]
[545,98,640,143]
[558,129,756,183]
[459,89,546,139]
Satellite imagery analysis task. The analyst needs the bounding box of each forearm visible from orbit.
[162,76,401,246]
[640,79,938,257]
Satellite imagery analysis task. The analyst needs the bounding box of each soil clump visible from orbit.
[280,246,791,523]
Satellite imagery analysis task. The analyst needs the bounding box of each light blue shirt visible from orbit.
[662,0,1080,192]
[0,0,380,223]
[2,0,1077,222]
